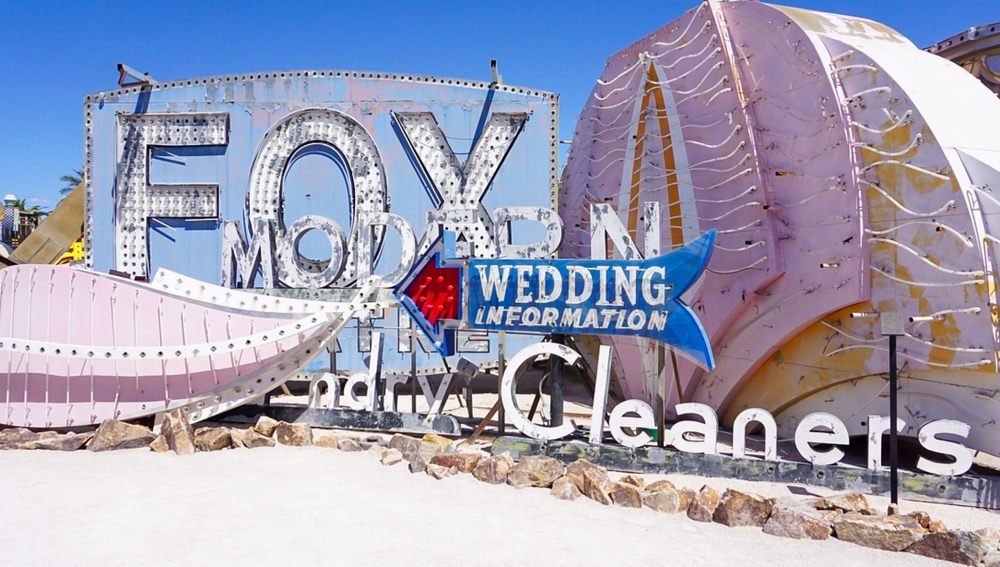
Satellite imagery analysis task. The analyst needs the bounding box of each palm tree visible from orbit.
[12,198,45,215]
[60,168,84,195]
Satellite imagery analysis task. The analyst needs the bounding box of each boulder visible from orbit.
[16,432,92,451]
[426,464,456,479]
[619,475,645,490]
[150,435,170,453]
[977,528,1000,556]
[242,430,276,448]
[416,434,451,462]
[381,448,403,466]
[687,485,721,522]
[274,422,312,446]
[806,492,869,514]
[337,437,363,452]
[409,456,429,474]
[506,455,565,488]
[609,482,643,508]
[677,487,697,513]
[194,428,231,452]
[834,513,926,551]
[160,410,196,455]
[472,452,515,484]
[229,429,248,448]
[985,552,1000,567]
[88,419,156,452]
[763,500,832,540]
[582,468,616,506]
[907,531,984,566]
[0,428,41,445]
[368,444,387,458]
[253,415,279,437]
[387,434,421,461]
[550,476,583,501]
[713,489,771,527]
[430,452,483,474]
[565,459,608,493]
[642,484,682,513]
[929,519,948,533]
[313,435,340,449]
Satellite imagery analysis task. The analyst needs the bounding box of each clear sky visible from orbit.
[0,0,996,210]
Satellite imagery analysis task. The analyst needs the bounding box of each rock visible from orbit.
[409,456,428,474]
[977,528,1000,555]
[0,428,40,445]
[426,464,455,479]
[806,492,869,514]
[834,513,926,551]
[160,409,196,455]
[472,452,515,484]
[687,485,721,522]
[507,455,565,488]
[677,488,696,513]
[763,502,833,540]
[229,429,248,448]
[254,415,279,437]
[337,437,363,452]
[610,482,643,508]
[906,531,984,566]
[381,448,403,466]
[274,422,312,446]
[985,552,1000,567]
[550,476,583,501]
[618,475,645,490]
[359,434,386,450]
[582,468,615,506]
[150,435,170,453]
[929,519,948,533]
[88,419,156,452]
[713,489,771,527]
[368,444,387,458]
[18,433,92,451]
[387,434,421,461]
[313,435,340,449]
[194,428,231,452]
[243,430,275,448]
[907,511,931,529]
[565,459,607,493]
[645,480,676,493]
[430,452,483,474]
[416,434,451,462]
[642,485,682,513]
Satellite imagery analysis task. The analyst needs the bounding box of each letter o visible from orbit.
[275,215,347,288]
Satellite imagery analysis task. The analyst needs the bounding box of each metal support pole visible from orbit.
[889,333,899,508]
[497,331,506,435]
[410,318,417,414]
[656,343,666,448]
[550,334,565,427]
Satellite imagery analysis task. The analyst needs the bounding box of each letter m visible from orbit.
[222,220,276,288]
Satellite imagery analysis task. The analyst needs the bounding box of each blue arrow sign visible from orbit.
[395,230,716,369]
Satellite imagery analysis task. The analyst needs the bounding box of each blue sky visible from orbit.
[0,0,996,210]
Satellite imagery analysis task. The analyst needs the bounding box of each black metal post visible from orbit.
[550,334,565,427]
[410,319,417,414]
[498,331,506,435]
[889,333,899,508]
[656,343,665,448]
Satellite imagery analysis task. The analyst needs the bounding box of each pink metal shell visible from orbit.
[561,1,1000,454]
[0,264,351,428]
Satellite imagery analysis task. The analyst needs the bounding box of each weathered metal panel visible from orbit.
[85,70,560,377]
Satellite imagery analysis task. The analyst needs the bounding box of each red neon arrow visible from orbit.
[402,258,461,328]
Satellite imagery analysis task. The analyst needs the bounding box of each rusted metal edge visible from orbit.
[216,404,462,437]
[490,436,1000,510]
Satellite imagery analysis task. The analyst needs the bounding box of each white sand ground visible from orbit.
[1,442,996,567]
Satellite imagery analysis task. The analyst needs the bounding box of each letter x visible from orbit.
[393,111,527,259]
